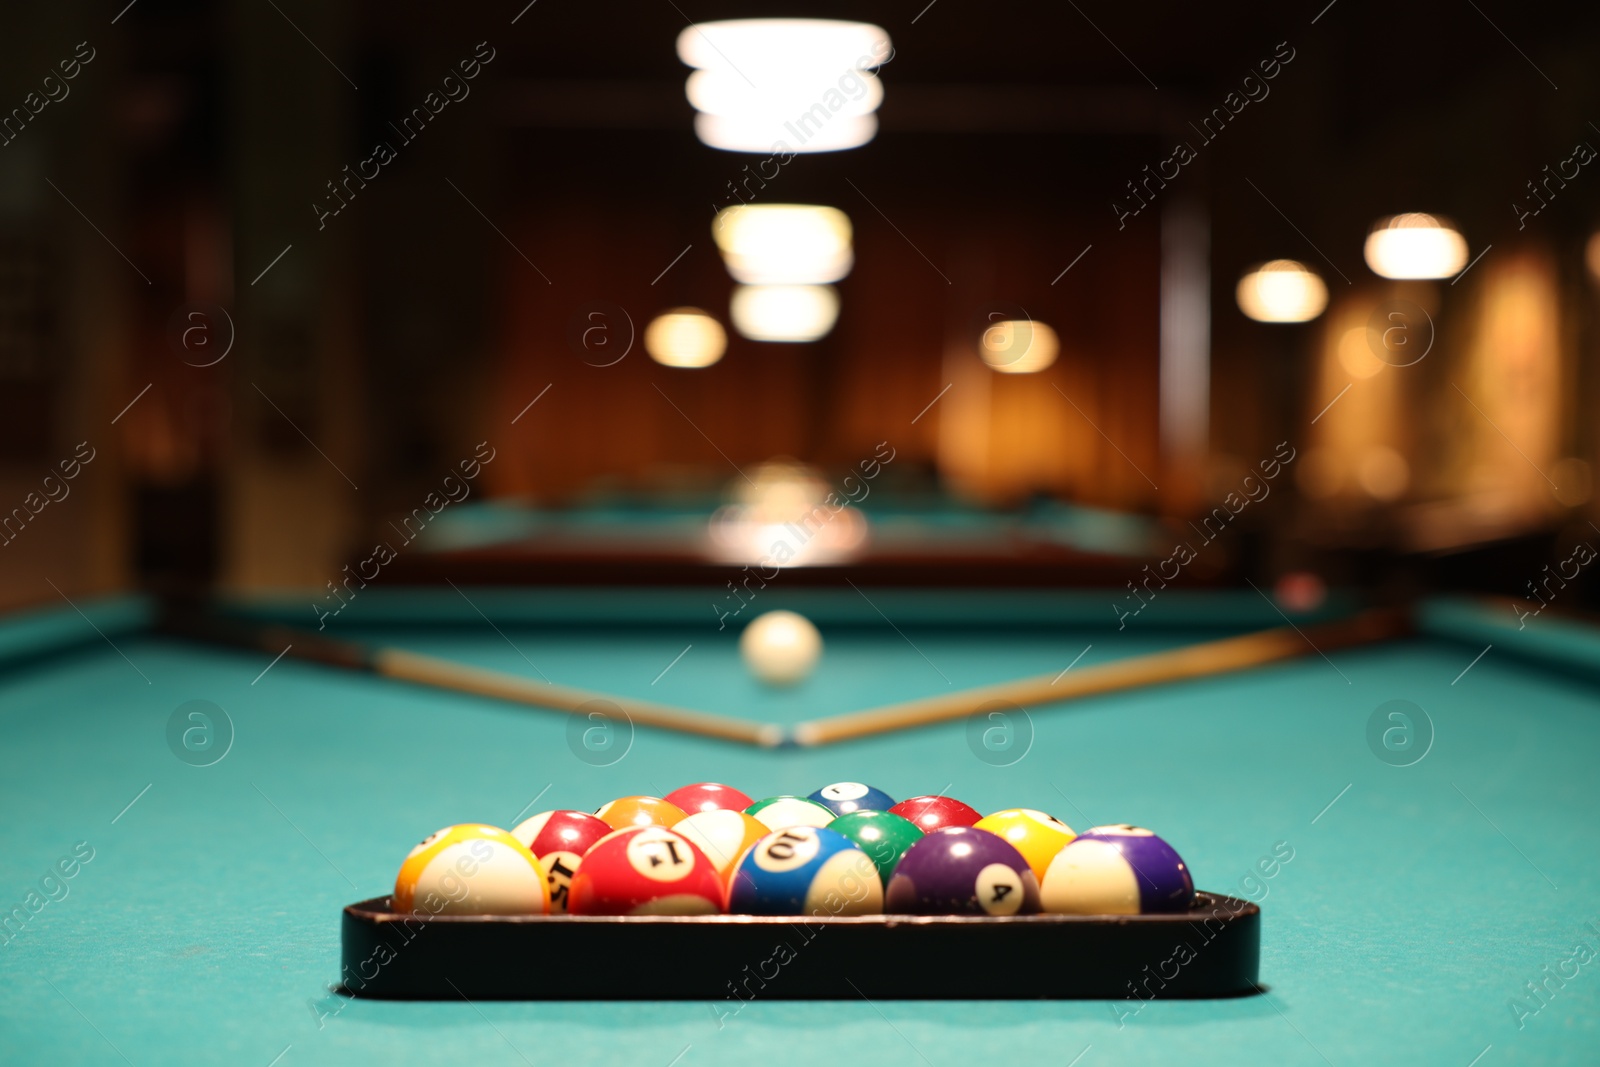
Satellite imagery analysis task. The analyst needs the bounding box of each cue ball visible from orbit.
[393,824,549,915]
[739,610,822,686]
[727,826,883,916]
[1040,824,1195,915]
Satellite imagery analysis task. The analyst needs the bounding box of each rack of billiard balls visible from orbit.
[390,782,1196,919]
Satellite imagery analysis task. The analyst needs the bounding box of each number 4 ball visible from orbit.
[568,826,725,915]
[885,826,1041,916]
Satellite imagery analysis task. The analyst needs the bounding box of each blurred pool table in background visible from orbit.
[1,588,1597,1065]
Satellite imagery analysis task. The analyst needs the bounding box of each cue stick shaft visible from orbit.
[159,611,781,747]
[790,606,1413,747]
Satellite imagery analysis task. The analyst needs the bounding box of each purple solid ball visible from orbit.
[885,826,1041,915]
[1075,825,1195,912]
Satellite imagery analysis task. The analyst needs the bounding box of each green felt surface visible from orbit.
[1,591,1598,1066]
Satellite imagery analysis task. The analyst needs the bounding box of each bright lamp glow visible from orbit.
[979,319,1059,373]
[693,113,879,154]
[730,285,839,342]
[1363,214,1469,279]
[645,309,727,368]
[687,69,883,119]
[1236,260,1328,323]
[713,204,853,285]
[1586,232,1600,283]
[677,20,889,72]
[677,19,891,154]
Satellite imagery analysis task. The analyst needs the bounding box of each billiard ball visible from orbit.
[745,795,835,831]
[884,826,1041,915]
[888,795,984,833]
[393,824,549,915]
[567,825,724,915]
[973,808,1076,881]
[828,810,923,885]
[807,781,896,817]
[671,808,769,880]
[664,782,755,815]
[510,809,612,914]
[1040,824,1195,915]
[594,795,689,832]
[727,826,882,916]
[739,610,822,686]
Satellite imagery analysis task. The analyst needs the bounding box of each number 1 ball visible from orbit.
[1040,825,1195,915]
[393,824,549,915]
[727,826,882,916]
[510,809,612,914]
[807,781,896,817]
[885,826,1041,916]
[888,795,983,833]
[567,826,725,915]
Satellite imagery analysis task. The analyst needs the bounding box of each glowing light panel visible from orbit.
[645,309,727,368]
[980,319,1059,374]
[729,284,839,342]
[1364,214,1469,279]
[1236,260,1328,322]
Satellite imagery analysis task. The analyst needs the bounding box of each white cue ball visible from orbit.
[739,610,822,686]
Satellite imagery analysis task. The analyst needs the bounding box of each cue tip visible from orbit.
[757,724,791,748]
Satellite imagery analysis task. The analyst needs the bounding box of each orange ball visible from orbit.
[594,795,689,832]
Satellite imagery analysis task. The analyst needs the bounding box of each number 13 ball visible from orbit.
[885,826,1041,916]
[1040,825,1194,915]
[567,826,724,915]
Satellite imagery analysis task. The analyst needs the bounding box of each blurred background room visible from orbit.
[1,0,1598,615]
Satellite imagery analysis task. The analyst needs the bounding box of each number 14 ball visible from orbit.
[740,611,822,686]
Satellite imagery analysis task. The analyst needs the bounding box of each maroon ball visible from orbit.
[888,795,984,834]
[885,826,1041,915]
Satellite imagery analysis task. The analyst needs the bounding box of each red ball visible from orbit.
[889,796,984,834]
[510,809,613,914]
[664,782,755,816]
[567,826,725,916]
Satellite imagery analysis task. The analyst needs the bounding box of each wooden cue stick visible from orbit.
[157,610,783,748]
[790,606,1414,747]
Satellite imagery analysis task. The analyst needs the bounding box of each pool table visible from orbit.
[2,587,1597,1065]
